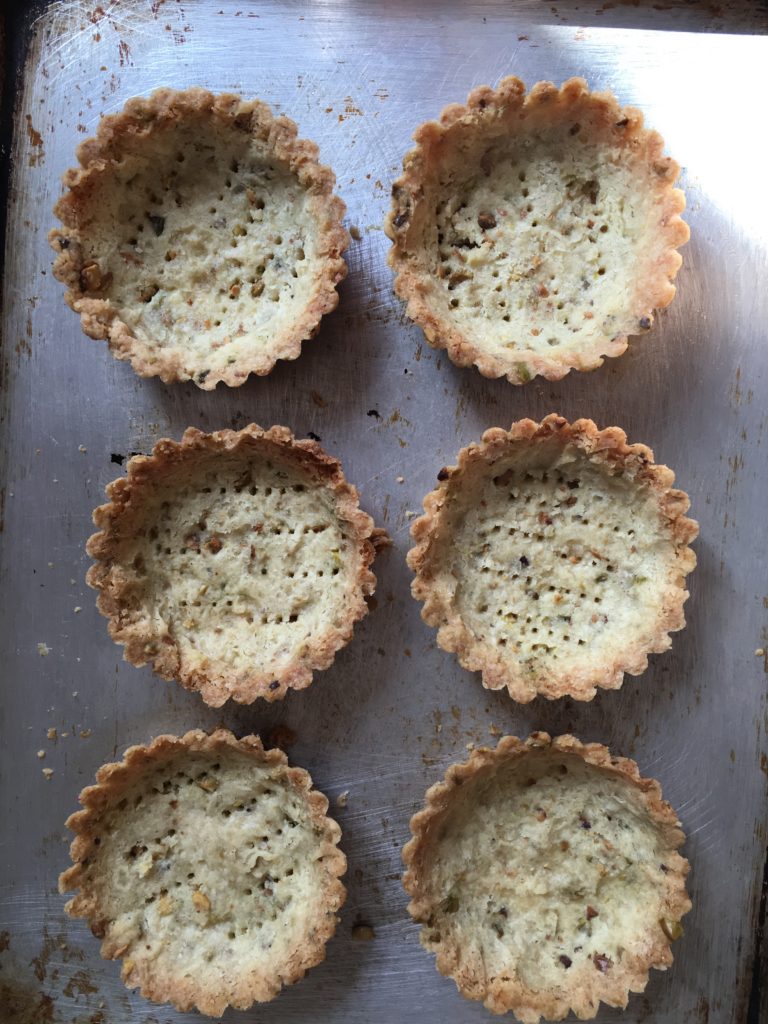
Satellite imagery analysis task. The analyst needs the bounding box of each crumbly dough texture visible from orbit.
[50,88,348,388]
[404,733,691,1023]
[385,77,689,385]
[87,425,381,705]
[60,729,346,1016]
[408,415,697,702]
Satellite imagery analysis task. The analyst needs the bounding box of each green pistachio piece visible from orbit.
[660,918,684,941]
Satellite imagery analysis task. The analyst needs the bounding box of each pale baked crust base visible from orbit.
[60,729,346,1016]
[408,415,698,702]
[404,732,691,1022]
[87,424,382,705]
[50,88,348,389]
[385,76,689,385]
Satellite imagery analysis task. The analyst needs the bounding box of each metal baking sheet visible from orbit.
[1,2,767,1022]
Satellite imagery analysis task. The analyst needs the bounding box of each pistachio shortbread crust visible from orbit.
[51,88,348,388]
[404,732,690,1022]
[61,729,346,1016]
[386,77,689,385]
[408,415,697,701]
[87,425,383,705]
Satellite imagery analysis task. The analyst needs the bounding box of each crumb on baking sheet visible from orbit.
[42,768,54,780]
[47,727,57,740]
[350,225,362,241]
[489,723,502,737]
[37,643,50,656]
[37,750,45,759]
[336,790,349,808]
[351,922,375,941]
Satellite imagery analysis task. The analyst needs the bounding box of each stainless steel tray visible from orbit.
[1,2,767,1022]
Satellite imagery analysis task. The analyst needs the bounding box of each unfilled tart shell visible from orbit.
[404,732,691,1023]
[386,77,689,385]
[60,729,346,1016]
[87,425,384,705]
[50,87,348,388]
[408,415,697,702]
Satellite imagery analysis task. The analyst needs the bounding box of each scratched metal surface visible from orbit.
[1,2,767,1022]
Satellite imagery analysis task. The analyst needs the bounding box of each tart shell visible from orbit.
[408,415,698,702]
[50,88,349,388]
[404,732,691,1022]
[60,729,346,1016]
[87,424,384,705]
[385,77,689,385]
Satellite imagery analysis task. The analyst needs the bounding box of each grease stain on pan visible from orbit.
[24,116,44,166]
[0,981,56,1024]
[0,927,115,1023]
[730,366,754,408]
[266,724,298,750]
[338,97,364,123]
[31,928,83,984]
[62,970,99,999]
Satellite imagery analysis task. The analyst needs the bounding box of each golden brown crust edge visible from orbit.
[49,87,349,389]
[60,728,347,1015]
[403,732,691,1022]
[407,414,698,702]
[86,424,382,706]
[385,76,689,385]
